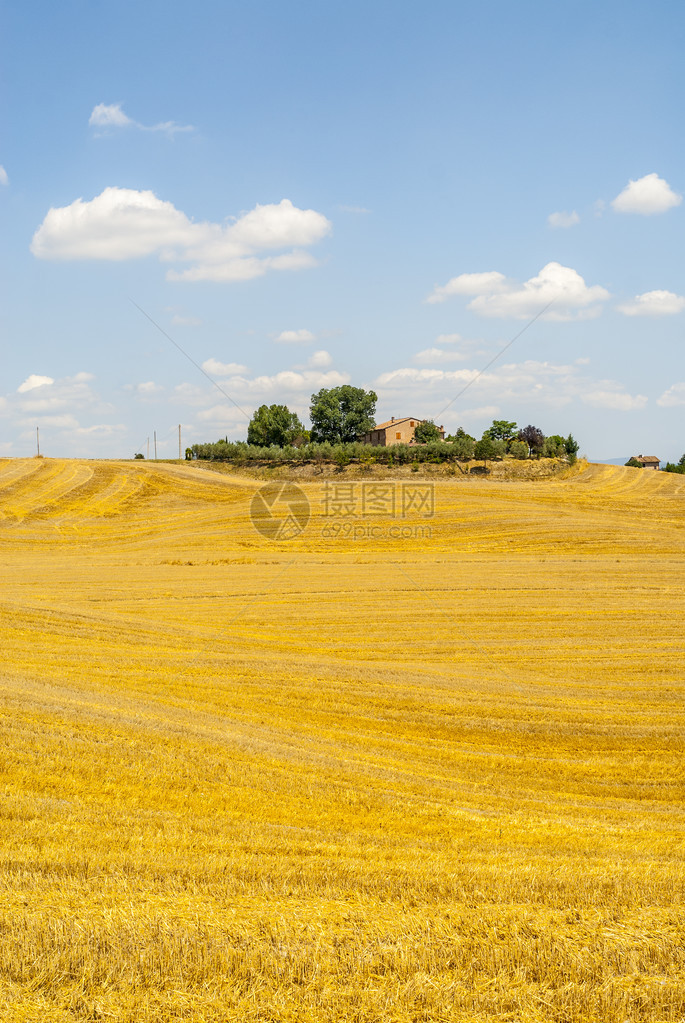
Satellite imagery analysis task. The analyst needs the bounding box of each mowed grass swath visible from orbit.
[0,457,683,1022]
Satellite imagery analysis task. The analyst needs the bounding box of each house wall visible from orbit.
[366,420,418,446]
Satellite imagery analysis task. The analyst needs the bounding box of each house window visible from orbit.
[410,421,414,426]
[396,432,401,440]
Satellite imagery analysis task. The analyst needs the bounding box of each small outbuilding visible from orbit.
[631,454,661,470]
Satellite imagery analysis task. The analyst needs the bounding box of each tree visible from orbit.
[486,419,517,443]
[446,427,475,443]
[414,419,441,443]
[247,404,306,447]
[564,434,579,463]
[509,440,528,460]
[309,385,377,443]
[451,434,475,460]
[474,435,496,465]
[625,457,643,468]
[518,425,545,458]
[543,434,565,458]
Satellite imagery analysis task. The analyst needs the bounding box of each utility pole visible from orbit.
[36,427,40,457]
[178,424,182,461]
[147,436,150,460]
[154,431,157,460]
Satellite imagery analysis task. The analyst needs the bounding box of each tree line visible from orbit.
[188,386,579,466]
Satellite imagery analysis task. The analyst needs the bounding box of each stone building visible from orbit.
[631,454,661,470]
[362,417,445,446]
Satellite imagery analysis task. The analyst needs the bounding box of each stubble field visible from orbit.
[0,456,683,1022]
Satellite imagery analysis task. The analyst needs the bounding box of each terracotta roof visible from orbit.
[634,455,660,463]
[369,417,422,431]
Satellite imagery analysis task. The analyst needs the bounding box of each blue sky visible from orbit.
[2,0,684,460]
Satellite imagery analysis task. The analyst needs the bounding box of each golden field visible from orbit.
[0,456,683,1023]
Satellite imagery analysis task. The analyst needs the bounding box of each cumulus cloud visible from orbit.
[435,333,462,345]
[611,173,682,215]
[0,165,8,186]
[133,381,164,394]
[427,271,507,304]
[427,262,609,320]
[178,366,349,421]
[275,329,316,343]
[307,350,332,368]
[414,347,468,364]
[581,390,647,411]
[18,374,54,393]
[373,359,646,419]
[31,188,331,283]
[656,382,685,408]
[547,210,579,228]
[617,290,685,317]
[201,358,249,376]
[89,102,193,136]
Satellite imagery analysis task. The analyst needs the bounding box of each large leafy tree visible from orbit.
[247,404,306,447]
[485,419,517,442]
[414,419,441,443]
[309,385,377,443]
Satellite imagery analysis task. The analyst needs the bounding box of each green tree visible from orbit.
[451,434,475,460]
[509,440,528,460]
[564,434,579,464]
[413,419,441,443]
[474,435,496,465]
[309,385,377,443]
[625,457,643,468]
[247,404,306,447]
[486,419,517,443]
[543,434,565,458]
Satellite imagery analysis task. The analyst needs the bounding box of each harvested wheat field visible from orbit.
[0,456,683,1023]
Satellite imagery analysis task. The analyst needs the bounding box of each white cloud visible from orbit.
[581,390,647,411]
[547,210,579,228]
[89,103,133,128]
[427,262,609,320]
[373,359,646,419]
[31,188,331,283]
[427,271,507,304]
[435,333,462,345]
[414,347,468,364]
[201,358,249,376]
[73,423,126,436]
[18,374,54,393]
[611,173,682,215]
[167,310,203,326]
[308,350,332,368]
[134,381,164,394]
[89,102,193,136]
[617,290,685,317]
[275,329,316,344]
[0,165,8,186]
[656,383,685,408]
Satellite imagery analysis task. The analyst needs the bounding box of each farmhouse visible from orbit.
[363,417,446,446]
[632,454,661,470]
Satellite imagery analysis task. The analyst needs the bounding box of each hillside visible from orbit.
[1,457,684,1022]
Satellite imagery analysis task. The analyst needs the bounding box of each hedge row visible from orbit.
[192,439,499,465]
